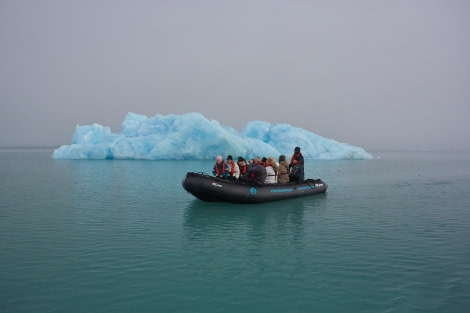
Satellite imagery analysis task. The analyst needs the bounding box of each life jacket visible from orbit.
[290,152,303,165]
[240,164,247,175]
[228,162,235,175]
[215,161,226,175]
[250,163,257,178]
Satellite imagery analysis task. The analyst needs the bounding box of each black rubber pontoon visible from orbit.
[182,172,328,204]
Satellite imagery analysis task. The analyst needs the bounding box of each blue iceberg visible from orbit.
[52,112,372,160]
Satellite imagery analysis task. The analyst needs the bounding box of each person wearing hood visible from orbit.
[289,146,305,182]
[212,155,228,178]
[277,155,290,183]
[237,157,248,176]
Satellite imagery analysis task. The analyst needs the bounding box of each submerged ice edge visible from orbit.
[52,112,373,160]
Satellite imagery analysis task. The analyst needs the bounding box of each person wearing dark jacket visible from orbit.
[240,156,266,185]
[289,147,305,182]
[237,157,248,176]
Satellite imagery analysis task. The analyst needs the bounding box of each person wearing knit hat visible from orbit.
[226,155,240,179]
[212,155,228,178]
[289,147,304,182]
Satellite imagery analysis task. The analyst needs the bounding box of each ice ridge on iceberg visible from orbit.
[52,112,373,160]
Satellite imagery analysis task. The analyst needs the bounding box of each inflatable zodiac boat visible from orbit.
[182,172,328,204]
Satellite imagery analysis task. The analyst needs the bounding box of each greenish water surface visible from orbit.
[1,150,469,312]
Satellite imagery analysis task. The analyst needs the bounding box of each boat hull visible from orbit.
[182,172,328,204]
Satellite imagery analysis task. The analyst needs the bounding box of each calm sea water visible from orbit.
[1,149,469,313]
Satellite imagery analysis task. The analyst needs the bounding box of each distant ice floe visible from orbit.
[52,112,373,160]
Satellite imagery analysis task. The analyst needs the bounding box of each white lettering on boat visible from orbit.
[211,182,223,188]
[270,188,293,193]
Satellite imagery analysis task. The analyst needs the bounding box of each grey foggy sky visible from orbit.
[1,0,469,151]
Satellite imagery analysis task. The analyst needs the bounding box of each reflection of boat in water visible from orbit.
[182,172,328,204]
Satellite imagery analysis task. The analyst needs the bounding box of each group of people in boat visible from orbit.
[212,146,305,185]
